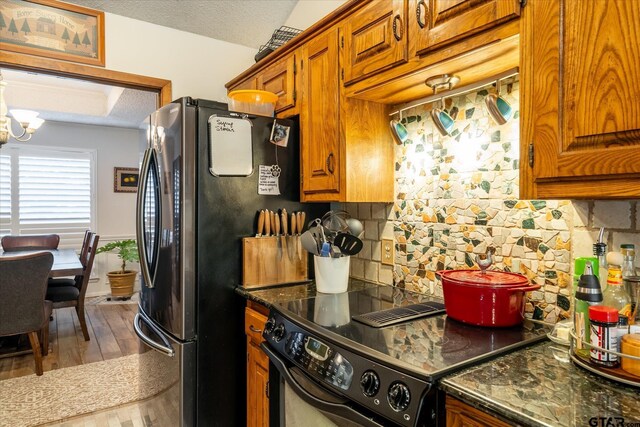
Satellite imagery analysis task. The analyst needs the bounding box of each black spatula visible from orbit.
[333,233,363,255]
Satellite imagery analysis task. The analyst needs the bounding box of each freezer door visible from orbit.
[138,100,196,340]
[134,309,196,427]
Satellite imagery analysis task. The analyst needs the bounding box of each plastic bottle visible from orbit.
[602,252,632,346]
[574,262,603,357]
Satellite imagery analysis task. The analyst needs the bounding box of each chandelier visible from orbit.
[0,70,45,148]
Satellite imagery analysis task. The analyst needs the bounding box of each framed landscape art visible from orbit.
[0,0,105,66]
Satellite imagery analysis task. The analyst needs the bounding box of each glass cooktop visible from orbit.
[272,281,551,380]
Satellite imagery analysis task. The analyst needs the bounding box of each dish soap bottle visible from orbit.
[574,262,603,357]
[602,251,632,345]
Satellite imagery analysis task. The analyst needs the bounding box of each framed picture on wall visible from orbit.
[0,0,105,67]
[114,167,139,193]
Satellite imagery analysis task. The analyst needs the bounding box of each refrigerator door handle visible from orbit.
[134,313,175,357]
[136,148,160,289]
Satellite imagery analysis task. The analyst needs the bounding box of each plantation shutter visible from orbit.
[0,146,95,247]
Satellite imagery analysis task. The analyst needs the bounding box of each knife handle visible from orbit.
[297,212,306,235]
[257,210,265,236]
[274,212,280,236]
[281,208,288,236]
[290,212,297,235]
[264,210,271,236]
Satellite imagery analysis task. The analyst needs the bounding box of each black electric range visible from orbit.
[261,282,550,427]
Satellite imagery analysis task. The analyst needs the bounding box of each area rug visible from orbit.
[0,350,177,427]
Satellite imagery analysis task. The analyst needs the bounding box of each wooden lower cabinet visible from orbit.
[245,305,270,427]
[446,397,512,427]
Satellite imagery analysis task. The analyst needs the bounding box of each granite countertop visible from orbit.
[235,279,377,308]
[441,342,640,427]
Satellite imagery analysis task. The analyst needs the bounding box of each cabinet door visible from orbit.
[245,307,269,427]
[228,76,257,92]
[520,0,640,199]
[409,0,520,56]
[257,54,297,114]
[247,340,269,427]
[342,0,407,85]
[446,397,512,427]
[301,28,341,197]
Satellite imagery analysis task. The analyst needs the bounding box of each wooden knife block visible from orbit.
[242,236,308,288]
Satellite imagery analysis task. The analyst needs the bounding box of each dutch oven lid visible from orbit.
[440,269,529,287]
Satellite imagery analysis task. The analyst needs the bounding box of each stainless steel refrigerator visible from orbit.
[133,97,327,426]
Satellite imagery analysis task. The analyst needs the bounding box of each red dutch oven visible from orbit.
[437,269,541,327]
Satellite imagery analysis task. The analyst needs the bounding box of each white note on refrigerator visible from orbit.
[258,165,280,195]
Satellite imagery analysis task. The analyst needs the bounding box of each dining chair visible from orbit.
[0,252,54,376]
[48,230,92,288]
[1,234,60,252]
[46,233,99,341]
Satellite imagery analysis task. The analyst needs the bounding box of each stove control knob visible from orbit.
[360,371,380,397]
[264,318,276,334]
[273,324,286,342]
[387,382,411,412]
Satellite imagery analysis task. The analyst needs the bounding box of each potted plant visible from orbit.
[96,239,139,299]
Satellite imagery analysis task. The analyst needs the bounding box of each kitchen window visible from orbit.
[0,145,96,248]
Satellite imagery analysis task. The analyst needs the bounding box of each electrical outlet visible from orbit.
[381,238,394,266]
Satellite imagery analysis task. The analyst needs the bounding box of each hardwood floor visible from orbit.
[0,301,141,380]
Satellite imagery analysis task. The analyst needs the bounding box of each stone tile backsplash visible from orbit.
[339,80,640,323]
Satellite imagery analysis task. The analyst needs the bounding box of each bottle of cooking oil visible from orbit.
[602,252,632,345]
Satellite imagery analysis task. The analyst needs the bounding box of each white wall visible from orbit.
[104,13,258,102]
[284,0,347,30]
[27,121,142,296]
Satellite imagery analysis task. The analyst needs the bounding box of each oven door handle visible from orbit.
[261,343,386,427]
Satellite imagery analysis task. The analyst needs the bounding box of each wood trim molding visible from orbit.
[1,51,172,106]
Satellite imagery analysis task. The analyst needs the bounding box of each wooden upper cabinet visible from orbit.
[409,0,520,56]
[300,28,342,197]
[520,0,640,199]
[257,53,297,116]
[342,0,408,85]
[228,76,257,92]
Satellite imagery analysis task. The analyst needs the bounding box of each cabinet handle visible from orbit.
[326,152,335,174]
[416,0,427,29]
[249,325,262,334]
[393,14,403,41]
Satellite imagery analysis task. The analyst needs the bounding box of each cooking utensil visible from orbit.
[256,210,265,237]
[281,208,289,260]
[274,211,281,259]
[264,210,271,236]
[296,212,305,260]
[288,211,296,261]
[437,269,541,327]
[346,218,363,238]
[300,230,320,255]
[333,232,363,256]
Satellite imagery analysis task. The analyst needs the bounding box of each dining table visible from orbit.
[0,248,83,277]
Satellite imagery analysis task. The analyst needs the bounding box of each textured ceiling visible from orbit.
[3,69,157,129]
[68,0,299,49]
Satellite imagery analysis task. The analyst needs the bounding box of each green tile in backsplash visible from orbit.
[391,80,573,323]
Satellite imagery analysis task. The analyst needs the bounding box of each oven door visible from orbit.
[261,343,388,427]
